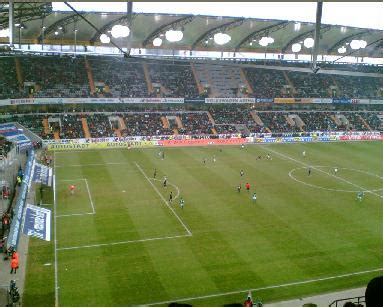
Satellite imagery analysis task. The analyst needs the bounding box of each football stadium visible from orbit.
[0,2,382,307]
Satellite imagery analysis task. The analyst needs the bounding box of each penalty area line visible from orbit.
[143,267,383,306]
[57,234,191,251]
[134,162,192,236]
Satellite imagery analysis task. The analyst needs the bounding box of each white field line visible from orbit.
[84,179,96,214]
[53,152,59,307]
[55,162,131,168]
[55,178,96,217]
[143,267,383,306]
[266,147,383,199]
[57,234,191,251]
[56,212,95,218]
[135,162,192,236]
[152,178,180,201]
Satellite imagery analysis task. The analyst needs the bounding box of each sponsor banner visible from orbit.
[274,98,313,104]
[370,99,383,104]
[312,98,333,104]
[0,99,9,106]
[339,134,383,141]
[7,151,35,249]
[159,138,247,147]
[255,98,274,103]
[22,204,51,241]
[63,97,121,104]
[32,163,53,186]
[121,98,184,104]
[333,98,351,104]
[184,98,205,103]
[10,98,63,105]
[205,98,255,104]
[47,140,157,151]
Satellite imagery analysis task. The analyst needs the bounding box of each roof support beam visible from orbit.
[9,0,14,47]
[312,1,323,72]
[64,1,128,56]
[327,29,371,54]
[37,13,79,42]
[126,1,133,56]
[191,18,245,50]
[234,21,288,51]
[142,15,194,47]
[281,25,331,53]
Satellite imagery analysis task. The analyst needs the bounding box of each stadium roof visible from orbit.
[0,2,383,58]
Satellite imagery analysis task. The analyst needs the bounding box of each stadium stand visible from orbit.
[89,57,149,98]
[147,61,199,98]
[0,58,19,99]
[20,56,90,98]
[244,67,290,98]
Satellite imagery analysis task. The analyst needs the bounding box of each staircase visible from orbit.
[14,57,23,91]
[161,116,170,128]
[118,116,127,130]
[53,131,60,140]
[240,68,253,94]
[85,58,96,95]
[211,127,217,134]
[206,111,216,125]
[81,118,91,138]
[357,114,372,130]
[173,128,179,135]
[190,63,204,95]
[114,129,122,137]
[142,63,154,94]
[42,118,49,135]
[250,111,264,126]
[282,71,296,97]
[175,116,184,129]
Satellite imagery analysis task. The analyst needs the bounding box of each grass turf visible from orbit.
[23,141,383,306]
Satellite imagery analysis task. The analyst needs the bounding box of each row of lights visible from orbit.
[0,23,369,54]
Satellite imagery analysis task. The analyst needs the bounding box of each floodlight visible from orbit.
[0,28,9,38]
[338,46,347,54]
[303,37,314,48]
[165,30,183,42]
[292,43,302,53]
[100,34,110,44]
[214,32,231,45]
[153,37,162,46]
[111,25,130,38]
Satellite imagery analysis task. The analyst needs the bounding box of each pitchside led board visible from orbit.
[32,163,53,186]
[22,204,51,241]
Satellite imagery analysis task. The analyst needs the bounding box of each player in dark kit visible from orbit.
[169,191,173,203]
[163,176,167,187]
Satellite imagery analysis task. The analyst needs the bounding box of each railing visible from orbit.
[329,295,365,307]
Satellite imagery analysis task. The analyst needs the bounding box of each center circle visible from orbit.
[288,166,383,193]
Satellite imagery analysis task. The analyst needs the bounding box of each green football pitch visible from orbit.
[23,141,383,306]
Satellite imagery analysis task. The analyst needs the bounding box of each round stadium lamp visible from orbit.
[338,46,347,54]
[259,36,274,47]
[214,32,231,45]
[303,37,314,48]
[292,43,302,53]
[0,28,9,38]
[359,40,367,48]
[100,34,111,44]
[165,30,183,42]
[350,39,367,50]
[111,25,130,38]
[54,31,59,36]
[153,37,162,47]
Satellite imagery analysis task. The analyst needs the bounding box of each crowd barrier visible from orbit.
[7,150,35,250]
[43,131,382,151]
[1,97,383,106]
